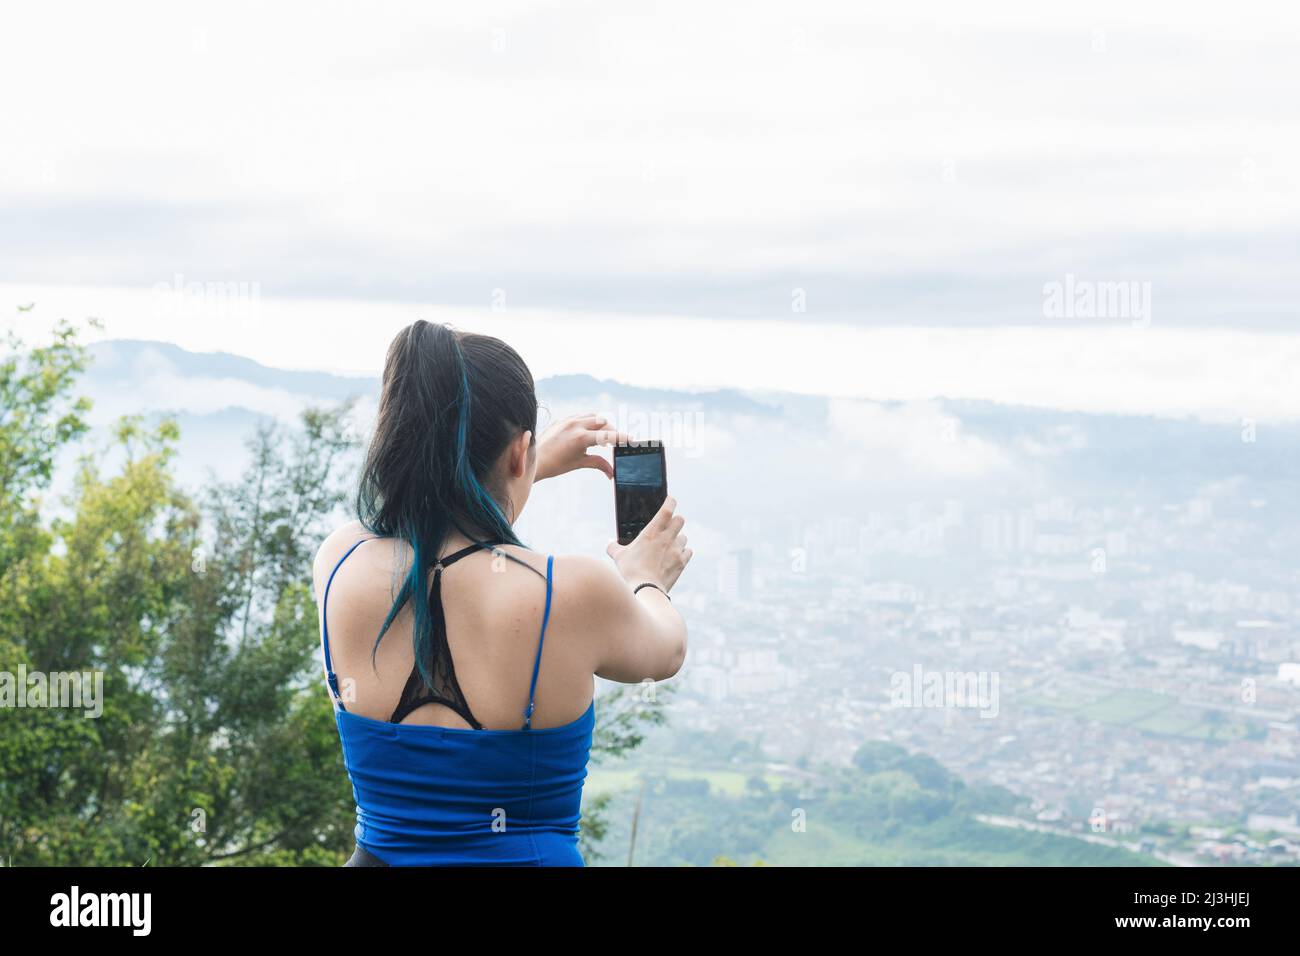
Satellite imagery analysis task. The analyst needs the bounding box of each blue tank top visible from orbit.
[322,538,594,866]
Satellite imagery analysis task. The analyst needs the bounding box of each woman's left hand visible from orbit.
[535,413,628,481]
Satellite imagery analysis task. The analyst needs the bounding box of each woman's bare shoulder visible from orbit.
[549,553,629,612]
[481,549,624,612]
[312,521,374,589]
[489,548,619,588]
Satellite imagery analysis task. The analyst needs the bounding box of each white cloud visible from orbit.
[827,398,1009,479]
[1017,424,1089,458]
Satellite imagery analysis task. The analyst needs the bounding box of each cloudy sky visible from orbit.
[3,1,1297,418]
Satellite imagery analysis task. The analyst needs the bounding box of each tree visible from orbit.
[0,322,360,864]
[0,318,92,611]
[0,318,96,861]
[579,683,673,862]
[852,740,908,775]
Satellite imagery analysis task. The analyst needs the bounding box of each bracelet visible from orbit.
[634,582,670,601]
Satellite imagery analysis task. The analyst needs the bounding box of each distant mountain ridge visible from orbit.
[86,339,780,417]
[75,338,1299,501]
[88,339,376,402]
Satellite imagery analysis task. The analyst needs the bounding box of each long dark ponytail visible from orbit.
[357,320,539,681]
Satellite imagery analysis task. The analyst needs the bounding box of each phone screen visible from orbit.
[614,442,667,545]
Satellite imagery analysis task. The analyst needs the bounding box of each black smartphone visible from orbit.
[614,441,668,545]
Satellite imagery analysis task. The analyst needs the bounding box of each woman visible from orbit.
[313,320,692,866]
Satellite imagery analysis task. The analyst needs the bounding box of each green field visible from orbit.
[1078,689,1171,723]
[1020,687,1256,742]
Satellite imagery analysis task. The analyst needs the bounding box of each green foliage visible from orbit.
[0,324,360,865]
[591,683,672,762]
[578,791,614,862]
[851,740,908,775]
[579,683,674,862]
[0,320,93,613]
[0,319,93,512]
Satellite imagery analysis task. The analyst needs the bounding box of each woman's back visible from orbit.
[318,524,595,732]
[317,526,599,866]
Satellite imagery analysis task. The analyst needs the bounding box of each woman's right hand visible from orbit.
[606,496,693,593]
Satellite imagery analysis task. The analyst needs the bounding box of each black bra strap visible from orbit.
[387,539,501,727]
[435,541,493,569]
[389,683,483,728]
[387,539,555,729]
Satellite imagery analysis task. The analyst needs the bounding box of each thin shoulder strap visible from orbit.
[521,555,555,730]
[322,537,370,710]
[437,541,493,568]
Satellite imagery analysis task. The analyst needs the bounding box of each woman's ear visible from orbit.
[509,430,533,478]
